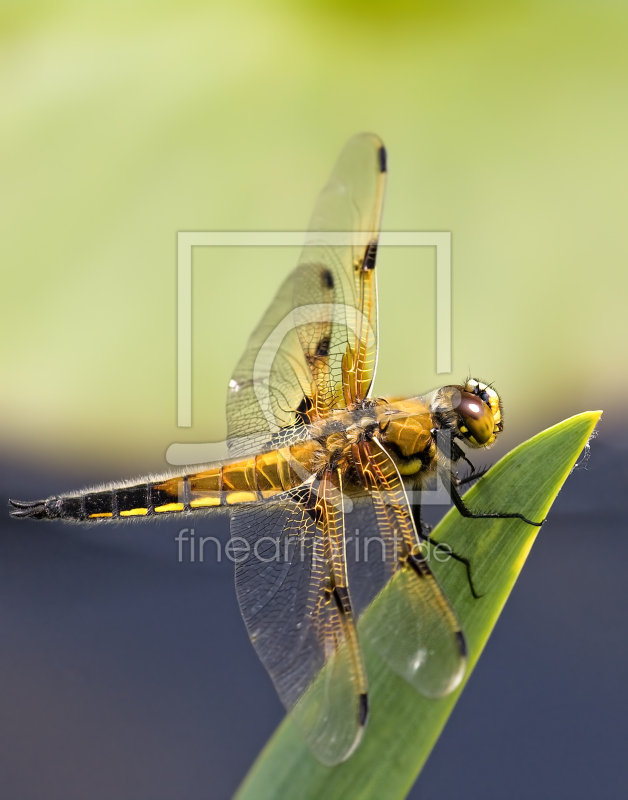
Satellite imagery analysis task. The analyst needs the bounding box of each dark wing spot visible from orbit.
[295,396,314,426]
[378,145,387,173]
[408,549,430,576]
[315,335,331,357]
[321,269,334,290]
[359,693,369,726]
[363,240,378,271]
[332,585,352,615]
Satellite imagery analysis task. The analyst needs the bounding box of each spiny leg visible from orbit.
[443,469,546,527]
[410,501,482,600]
[457,464,491,487]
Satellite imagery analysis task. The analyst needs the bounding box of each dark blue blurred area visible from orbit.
[1,428,626,799]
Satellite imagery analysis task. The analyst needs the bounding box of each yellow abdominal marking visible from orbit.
[190,497,221,508]
[154,503,184,513]
[120,508,149,517]
[226,491,258,504]
[89,512,113,519]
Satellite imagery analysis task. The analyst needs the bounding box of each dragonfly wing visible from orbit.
[232,472,367,765]
[353,439,467,698]
[226,274,317,457]
[296,132,386,408]
[226,134,386,456]
[341,485,399,618]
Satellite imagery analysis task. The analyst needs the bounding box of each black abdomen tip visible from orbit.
[9,498,48,520]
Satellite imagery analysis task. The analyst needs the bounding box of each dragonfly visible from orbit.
[10,133,543,766]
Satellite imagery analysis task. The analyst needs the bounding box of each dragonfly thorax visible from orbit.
[374,399,436,477]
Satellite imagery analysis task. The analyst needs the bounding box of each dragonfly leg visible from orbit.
[410,501,481,599]
[423,534,481,600]
[444,469,545,527]
[457,463,491,487]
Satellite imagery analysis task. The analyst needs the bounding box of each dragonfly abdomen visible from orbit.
[9,481,191,522]
[10,445,318,521]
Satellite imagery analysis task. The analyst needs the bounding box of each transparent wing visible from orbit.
[351,439,467,698]
[342,486,399,618]
[232,472,367,766]
[227,133,386,456]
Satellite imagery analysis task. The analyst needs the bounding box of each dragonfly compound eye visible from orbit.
[452,391,495,446]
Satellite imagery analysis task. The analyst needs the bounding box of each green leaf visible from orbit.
[235,411,601,800]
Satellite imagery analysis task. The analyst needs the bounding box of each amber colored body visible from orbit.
[30,397,435,522]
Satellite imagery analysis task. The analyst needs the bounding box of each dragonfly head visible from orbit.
[433,379,503,448]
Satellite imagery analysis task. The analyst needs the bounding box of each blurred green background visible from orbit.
[1,4,627,799]
[2,0,627,476]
